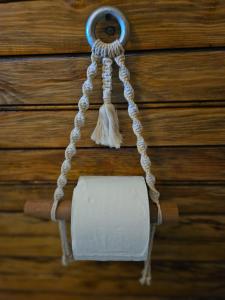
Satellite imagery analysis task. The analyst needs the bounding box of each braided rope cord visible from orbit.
[114,51,162,224]
[102,57,112,105]
[114,45,162,284]
[90,56,114,144]
[50,52,99,264]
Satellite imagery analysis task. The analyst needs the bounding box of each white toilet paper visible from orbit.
[71,176,150,261]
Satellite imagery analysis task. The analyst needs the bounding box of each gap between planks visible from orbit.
[1,101,225,111]
[0,45,225,60]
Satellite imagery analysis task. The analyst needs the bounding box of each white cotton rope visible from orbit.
[50,52,99,265]
[51,39,162,285]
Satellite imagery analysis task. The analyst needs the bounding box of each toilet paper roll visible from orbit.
[71,176,150,261]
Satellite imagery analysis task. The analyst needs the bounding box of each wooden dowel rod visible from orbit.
[24,199,179,224]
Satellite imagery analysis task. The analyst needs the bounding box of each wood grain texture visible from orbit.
[0,235,224,261]
[1,107,225,148]
[0,147,225,182]
[1,50,225,105]
[1,258,224,282]
[1,183,225,214]
[0,213,224,242]
[0,259,224,297]
[0,272,224,297]
[1,0,225,55]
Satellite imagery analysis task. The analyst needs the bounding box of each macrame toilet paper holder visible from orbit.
[24,6,179,286]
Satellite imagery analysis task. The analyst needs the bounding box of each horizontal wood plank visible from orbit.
[0,262,224,299]
[1,50,225,105]
[0,147,224,182]
[0,213,224,242]
[0,259,224,297]
[1,1,225,55]
[1,258,224,282]
[0,275,224,297]
[1,183,224,214]
[0,235,224,261]
[1,108,225,148]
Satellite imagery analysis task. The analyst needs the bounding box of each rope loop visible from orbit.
[92,39,124,58]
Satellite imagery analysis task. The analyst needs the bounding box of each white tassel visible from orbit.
[91,102,122,148]
[91,56,122,149]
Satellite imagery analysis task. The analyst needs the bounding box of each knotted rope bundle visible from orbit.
[51,39,162,285]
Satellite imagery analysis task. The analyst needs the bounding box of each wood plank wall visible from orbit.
[0,1,225,299]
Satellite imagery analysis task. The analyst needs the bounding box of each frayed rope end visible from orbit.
[91,103,122,149]
[139,268,152,286]
[139,275,151,286]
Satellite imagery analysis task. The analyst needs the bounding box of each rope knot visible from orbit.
[114,54,125,67]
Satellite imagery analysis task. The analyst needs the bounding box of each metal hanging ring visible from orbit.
[86,6,130,48]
